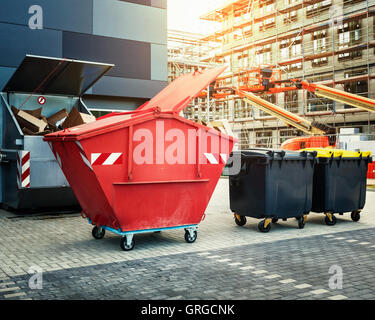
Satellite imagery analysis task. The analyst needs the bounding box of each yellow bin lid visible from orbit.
[302,148,371,158]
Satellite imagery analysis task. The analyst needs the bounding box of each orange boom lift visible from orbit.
[201,66,375,150]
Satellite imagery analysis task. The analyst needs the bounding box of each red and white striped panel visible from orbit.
[17,151,30,189]
[47,142,62,168]
[74,141,94,171]
[91,153,123,166]
[204,153,228,165]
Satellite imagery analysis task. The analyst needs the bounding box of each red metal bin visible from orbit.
[44,67,235,251]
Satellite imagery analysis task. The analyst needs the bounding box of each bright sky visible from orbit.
[167,0,228,35]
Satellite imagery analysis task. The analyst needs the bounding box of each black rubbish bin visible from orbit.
[229,149,317,233]
[303,148,372,226]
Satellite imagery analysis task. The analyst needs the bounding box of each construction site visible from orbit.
[1,0,375,305]
[168,0,375,149]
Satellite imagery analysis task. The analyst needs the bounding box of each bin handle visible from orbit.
[299,150,317,159]
[267,150,285,158]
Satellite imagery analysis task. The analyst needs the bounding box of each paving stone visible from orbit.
[310,289,329,295]
[295,284,312,289]
[1,180,375,300]
[328,295,348,300]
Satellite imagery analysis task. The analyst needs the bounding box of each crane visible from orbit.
[203,66,375,150]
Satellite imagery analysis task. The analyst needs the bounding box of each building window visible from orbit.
[256,131,273,148]
[289,62,302,71]
[344,0,363,7]
[312,57,328,67]
[313,29,328,53]
[259,17,276,31]
[255,44,272,64]
[338,50,362,61]
[284,90,299,113]
[284,11,297,24]
[338,20,362,61]
[290,36,302,57]
[291,44,301,57]
[280,39,289,60]
[260,2,276,13]
[338,20,361,45]
[344,80,368,108]
[307,90,333,112]
[258,94,276,117]
[344,68,367,78]
[306,0,332,18]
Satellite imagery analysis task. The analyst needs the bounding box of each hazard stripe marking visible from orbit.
[17,151,31,189]
[80,153,94,171]
[204,153,229,165]
[91,153,123,166]
[204,153,219,164]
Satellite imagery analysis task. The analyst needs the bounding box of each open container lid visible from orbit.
[138,66,227,113]
[3,55,114,96]
[44,66,228,140]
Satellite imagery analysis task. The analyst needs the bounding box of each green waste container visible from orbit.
[303,148,372,226]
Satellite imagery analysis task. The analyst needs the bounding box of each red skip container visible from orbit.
[44,67,235,251]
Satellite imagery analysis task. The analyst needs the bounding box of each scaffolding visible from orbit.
[174,0,375,149]
[168,30,220,82]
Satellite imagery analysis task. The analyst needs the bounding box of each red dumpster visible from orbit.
[44,67,235,251]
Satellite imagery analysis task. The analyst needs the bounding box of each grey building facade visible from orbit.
[0,0,168,111]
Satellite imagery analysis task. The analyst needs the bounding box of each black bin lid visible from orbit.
[234,148,317,160]
[3,55,114,96]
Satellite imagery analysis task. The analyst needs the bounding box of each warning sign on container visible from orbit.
[38,96,46,105]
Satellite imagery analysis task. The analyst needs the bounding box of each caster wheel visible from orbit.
[120,236,135,251]
[92,226,105,240]
[234,214,247,227]
[351,210,361,222]
[272,218,278,224]
[258,220,271,233]
[184,230,198,243]
[297,216,306,229]
[325,213,337,226]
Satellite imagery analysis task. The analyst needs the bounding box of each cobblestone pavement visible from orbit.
[1,228,375,300]
[1,178,375,300]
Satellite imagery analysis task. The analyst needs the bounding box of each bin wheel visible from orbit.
[184,230,198,243]
[120,236,135,251]
[272,218,278,224]
[297,216,306,229]
[325,213,337,226]
[234,214,247,227]
[258,219,271,233]
[351,210,361,222]
[92,226,105,240]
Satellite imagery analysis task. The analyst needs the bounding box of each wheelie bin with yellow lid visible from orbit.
[302,148,372,226]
